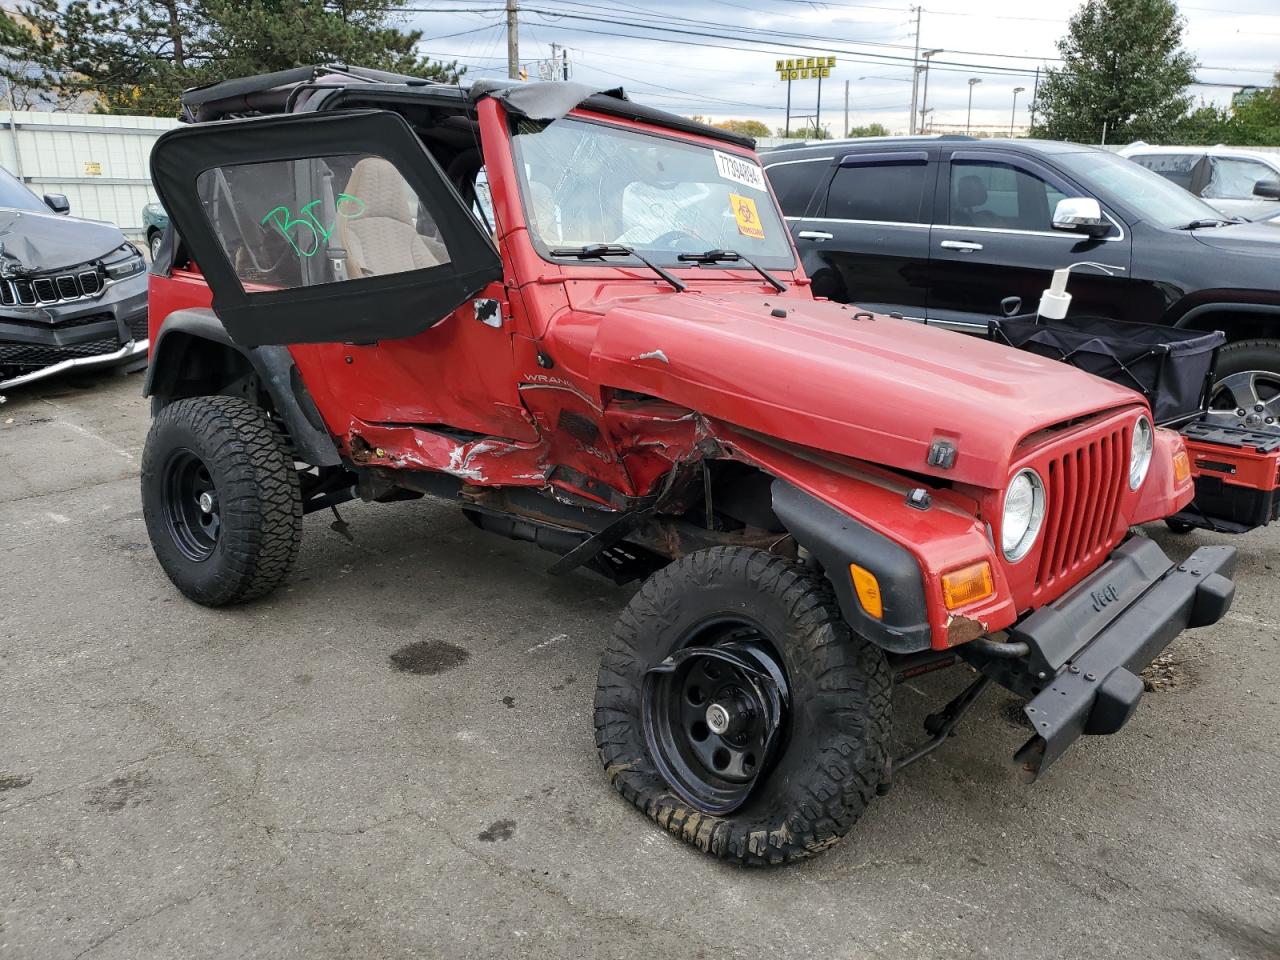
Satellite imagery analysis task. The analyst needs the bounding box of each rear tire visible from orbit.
[142,396,302,606]
[594,547,891,866]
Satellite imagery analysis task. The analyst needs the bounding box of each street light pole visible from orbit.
[1010,86,1025,137]
[966,77,982,135]
[919,49,942,134]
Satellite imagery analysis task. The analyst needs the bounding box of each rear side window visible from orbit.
[1129,153,1201,192]
[949,160,1066,232]
[765,159,829,217]
[824,160,929,223]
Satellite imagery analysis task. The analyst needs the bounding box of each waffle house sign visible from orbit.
[777,56,835,81]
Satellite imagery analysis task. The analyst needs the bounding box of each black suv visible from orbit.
[762,137,1280,430]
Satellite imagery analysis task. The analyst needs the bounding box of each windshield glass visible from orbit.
[0,166,50,212]
[511,117,795,269]
[1055,150,1224,228]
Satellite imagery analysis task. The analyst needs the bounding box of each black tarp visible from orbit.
[989,315,1225,426]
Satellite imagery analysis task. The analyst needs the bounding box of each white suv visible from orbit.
[1119,144,1280,221]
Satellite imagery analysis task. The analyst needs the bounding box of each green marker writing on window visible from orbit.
[261,193,367,257]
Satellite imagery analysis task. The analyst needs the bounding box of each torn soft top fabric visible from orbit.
[467,79,627,121]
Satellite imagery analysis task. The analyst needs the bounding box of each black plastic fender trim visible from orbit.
[771,479,932,653]
[144,307,341,467]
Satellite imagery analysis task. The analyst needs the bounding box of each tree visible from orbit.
[712,118,771,138]
[0,0,462,117]
[1229,75,1280,145]
[1032,0,1196,143]
[846,122,889,138]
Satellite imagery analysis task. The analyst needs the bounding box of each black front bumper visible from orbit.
[1002,537,1236,781]
[0,273,148,392]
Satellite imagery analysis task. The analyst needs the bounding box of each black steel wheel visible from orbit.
[142,396,302,606]
[642,627,790,815]
[595,547,891,865]
[162,448,220,562]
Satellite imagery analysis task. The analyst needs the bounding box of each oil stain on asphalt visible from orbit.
[477,819,516,842]
[87,771,154,813]
[0,772,33,791]
[389,640,471,675]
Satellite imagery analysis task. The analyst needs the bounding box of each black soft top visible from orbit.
[179,64,756,150]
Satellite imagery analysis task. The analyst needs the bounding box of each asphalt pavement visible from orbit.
[1,369,1277,959]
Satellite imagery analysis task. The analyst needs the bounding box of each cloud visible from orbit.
[410,0,1279,136]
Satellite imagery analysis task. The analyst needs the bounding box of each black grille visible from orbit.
[127,314,149,340]
[54,311,115,330]
[0,338,120,371]
[0,270,105,305]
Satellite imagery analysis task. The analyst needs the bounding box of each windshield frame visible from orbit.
[509,112,797,273]
[1052,148,1227,230]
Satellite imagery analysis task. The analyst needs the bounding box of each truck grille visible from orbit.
[0,338,121,372]
[0,270,104,306]
[1034,424,1129,596]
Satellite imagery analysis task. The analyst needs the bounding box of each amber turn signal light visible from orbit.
[849,563,883,619]
[1173,450,1191,483]
[941,562,994,610]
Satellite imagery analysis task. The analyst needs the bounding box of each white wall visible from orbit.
[0,112,180,241]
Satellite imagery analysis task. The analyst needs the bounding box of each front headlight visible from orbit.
[1002,468,1046,562]
[1129,416,1154,490]
[103,243,145,280]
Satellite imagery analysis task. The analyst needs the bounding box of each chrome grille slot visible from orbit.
[13,279,34,304]
[1034,424,1128,596]
[79,271,102,295]
[33,278,57,302]
[0,270,106,306]
[56,275,79,299]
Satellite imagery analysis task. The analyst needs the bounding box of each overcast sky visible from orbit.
[404,0,1279,137]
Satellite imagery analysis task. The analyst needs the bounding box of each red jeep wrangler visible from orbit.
[142,66,1237,865]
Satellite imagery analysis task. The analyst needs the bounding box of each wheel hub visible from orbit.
[641,627,790,816]
[162,448,221,562]
[1207,369,1280,433]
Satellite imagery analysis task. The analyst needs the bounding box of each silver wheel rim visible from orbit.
[1206,369,1280,432]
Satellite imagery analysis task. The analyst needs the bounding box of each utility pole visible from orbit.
[561,45,569,80]
[1029,66,1040,131]
[843,79,849,139]
[785,78,791,137]
[506,0,519,80]
[907,5,921,135]
[966,77,981,135]
[815,72,822,139]
[1010,86,1025,137]
[919,49,941,135]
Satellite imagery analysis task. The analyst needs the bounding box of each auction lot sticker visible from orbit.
[730,193,766,239]
[715,151,766,192]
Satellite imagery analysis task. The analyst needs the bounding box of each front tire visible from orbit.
[594,547,891,865]
[142,396,302,606]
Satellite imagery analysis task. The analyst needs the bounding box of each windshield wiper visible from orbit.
[548,243,686,292]
[1177,218,1230,230]
[676,248,787,293]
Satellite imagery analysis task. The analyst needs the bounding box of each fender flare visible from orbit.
[1172,301,1280,331]
[144,307,341,467]
[771,478,931,653]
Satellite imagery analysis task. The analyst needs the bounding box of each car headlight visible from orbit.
[1129,416,1153,490]
[103,243,145,280]
[1002,468,1046,562]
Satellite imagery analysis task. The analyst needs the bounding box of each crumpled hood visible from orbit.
[1190,220,1280,257]
[584,290,1144,489]
[0,208,126,274]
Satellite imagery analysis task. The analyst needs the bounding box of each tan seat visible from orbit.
[337,157,450,278]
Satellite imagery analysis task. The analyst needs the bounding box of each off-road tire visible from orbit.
[142,396,302,606]
[594,547,891,866]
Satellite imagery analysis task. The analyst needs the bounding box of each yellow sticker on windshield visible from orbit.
[730,193,765,240]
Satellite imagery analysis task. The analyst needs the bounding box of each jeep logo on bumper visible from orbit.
[1090,583,1120,613]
